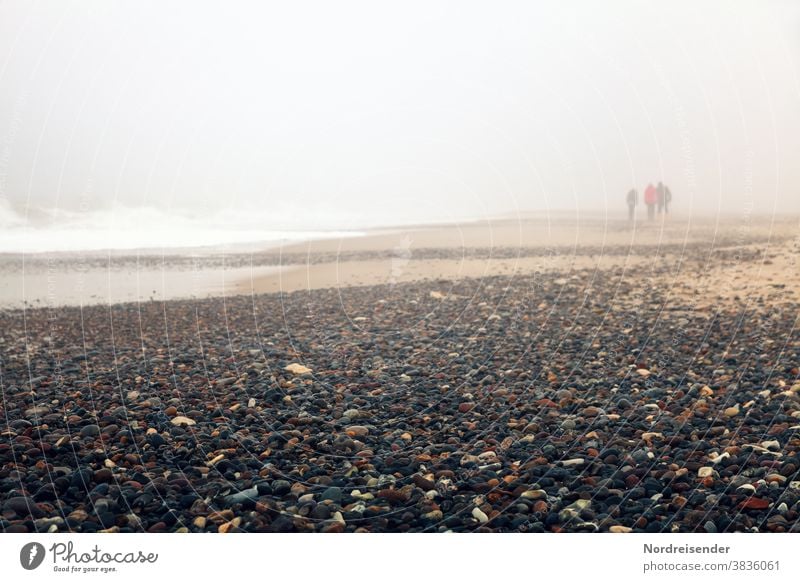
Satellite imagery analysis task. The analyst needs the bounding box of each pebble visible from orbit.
[562,458,584,467]
[148,433,166,447]
[80,424,100,438]
[24,405,50,417]
[520,490,546,500]
[321,487,343,504]
[345,425,369,437]
[272,480,292,495]
[218,517,242,533]
[284,363,312,375]
[739,498,770,510]
[94,468,113,483]
[3,496,43,518]
[67,509,88,523]
[170,416,196,426]
[411,474,435,491]
[224,486,259,506]
[472,507,489,524]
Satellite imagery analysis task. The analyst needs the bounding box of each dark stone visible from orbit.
[147,434,166,448]
[80,425,101,438]
[271,480,292,496]
[320,487,342,504]
[3,496,44,518]
[94,469,114,483]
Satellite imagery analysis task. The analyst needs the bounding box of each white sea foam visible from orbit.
[0,201,365,253]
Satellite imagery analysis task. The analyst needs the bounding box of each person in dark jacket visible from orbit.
[664,185,672,214]
[656,182,665,214]
[626,188,637,221]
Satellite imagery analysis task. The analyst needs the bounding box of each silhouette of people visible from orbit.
[656,182,665,214]
[644,182,657,220]
[626,188,637,221]
[664,185,672,214]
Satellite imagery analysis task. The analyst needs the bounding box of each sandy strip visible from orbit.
[238,215,800,305]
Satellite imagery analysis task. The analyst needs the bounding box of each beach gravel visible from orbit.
[1,264,799,532]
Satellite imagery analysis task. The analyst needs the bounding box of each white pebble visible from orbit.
[761,440,780,451]
[697,467,714,478]
[562,458,585,467]
[472,507,489,524]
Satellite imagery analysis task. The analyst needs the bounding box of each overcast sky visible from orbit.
[1,0,799,232]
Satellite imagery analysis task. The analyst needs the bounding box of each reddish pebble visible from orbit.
[93,469,113,483]
[739,498,770,510]
[625,474,640,488]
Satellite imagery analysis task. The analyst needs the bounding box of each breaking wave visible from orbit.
[0,200,365,253]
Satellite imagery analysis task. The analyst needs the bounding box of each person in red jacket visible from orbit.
[644,182,657,220]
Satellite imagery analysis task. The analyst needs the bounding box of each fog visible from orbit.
[1,1,799,251]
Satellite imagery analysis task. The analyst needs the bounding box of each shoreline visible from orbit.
[0,213,797,309]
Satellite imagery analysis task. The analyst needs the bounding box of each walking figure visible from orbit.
[664,185,672,214]
[656,182,665,215]
[626,188,637,221]
[644,183,657,220]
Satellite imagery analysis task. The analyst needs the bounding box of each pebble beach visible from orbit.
[2,216,800,533]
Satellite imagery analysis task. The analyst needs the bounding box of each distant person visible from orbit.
[656,182,665,214]
[626,188,638,221]
[664,185,672,214]
[644,182,657,220]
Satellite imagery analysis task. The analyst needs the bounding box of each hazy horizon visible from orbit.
[1,1,799,251]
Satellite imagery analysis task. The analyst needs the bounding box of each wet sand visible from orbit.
[238,213,800,307]
[2,213,795,309]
